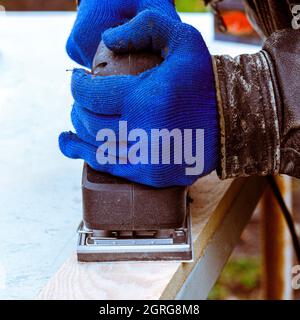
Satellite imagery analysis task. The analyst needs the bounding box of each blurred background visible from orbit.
[0,0,299,300]
[1,0,206,12]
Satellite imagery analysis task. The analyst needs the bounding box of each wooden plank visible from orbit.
[37,174,266,300]
[176,176,267,299]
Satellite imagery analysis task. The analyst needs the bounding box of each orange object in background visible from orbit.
[214,0,262,45]
[223,10,254,36]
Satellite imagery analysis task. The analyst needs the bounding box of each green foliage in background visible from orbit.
[175,0,207,12]
[209,257,261,300]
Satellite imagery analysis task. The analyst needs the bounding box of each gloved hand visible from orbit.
[59,10,219,187]
[66,0,180,68]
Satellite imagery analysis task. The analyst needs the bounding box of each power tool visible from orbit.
[77,42,194,262]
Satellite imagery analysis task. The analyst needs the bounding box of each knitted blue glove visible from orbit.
[66,0,180,68]
[60,10,219,187]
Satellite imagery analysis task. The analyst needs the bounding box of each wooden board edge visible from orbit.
[159,176,267,299]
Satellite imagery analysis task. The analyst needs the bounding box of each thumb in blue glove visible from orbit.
[60,10,219,187]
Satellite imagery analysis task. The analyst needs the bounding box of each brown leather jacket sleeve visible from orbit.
[212,1,300,179]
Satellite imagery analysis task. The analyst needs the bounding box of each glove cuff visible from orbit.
[212,51,281,179]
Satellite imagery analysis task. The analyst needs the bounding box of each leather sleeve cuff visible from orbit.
[212,51,281,179]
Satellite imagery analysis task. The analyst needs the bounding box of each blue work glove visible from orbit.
[66,0,180,68]
[59,10,219,187]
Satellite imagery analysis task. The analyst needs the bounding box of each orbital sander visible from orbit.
[77,42,193,262]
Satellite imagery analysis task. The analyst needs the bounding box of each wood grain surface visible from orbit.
[37,174,266,300]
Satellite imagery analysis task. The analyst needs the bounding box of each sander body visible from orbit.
[77,42,193,262]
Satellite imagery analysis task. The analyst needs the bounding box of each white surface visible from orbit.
[0,12,260,300]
